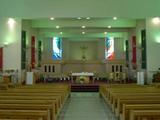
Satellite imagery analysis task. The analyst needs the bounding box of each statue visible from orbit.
[80,46,88,60]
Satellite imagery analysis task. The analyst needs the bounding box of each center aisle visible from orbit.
[57,92,118,120]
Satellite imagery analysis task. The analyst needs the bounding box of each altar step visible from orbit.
[71,84,99,92]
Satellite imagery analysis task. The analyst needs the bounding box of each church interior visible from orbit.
[0,0,160,120]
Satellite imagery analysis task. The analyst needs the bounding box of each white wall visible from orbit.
[97,39,105,61]
[114,38,125,59]
[42,38,53,62]
[62,39,69,60]
[68,41,98,60]
[146,18,160,83]
[0,18,22,82]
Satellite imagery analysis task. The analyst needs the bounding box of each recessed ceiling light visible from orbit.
[56,26,60,29]
[113,17,117,20]
[152,17,160,24]
[4,42,9,46]
[82,26,86,28]
[104,32,107,35]
[8,18,15,29]
[50,17,55,20]
[108,26,111,28]
[82,32,85,34]
[60,32,63,34]
[77,17,82,20]
[86,17,90,20]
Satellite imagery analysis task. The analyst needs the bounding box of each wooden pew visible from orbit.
[114,95,160,115]
[99,84,108,102]
[15,84,71,93]
[0,84,70,120]
[0,109,48,120]
[99,84,160,120]
[103,85,160,113]
[100,84,151,105]
[0,92,63,108]
[0,96,61,110]
[0,85,70,120]
[0,84,71,109]
[0,100,56,115]
[129,110,160,120]
[1,118,42,120]
[3,89,69,104]
[0,103,54,120]
[121,104,160,120]
[107,86,156,104]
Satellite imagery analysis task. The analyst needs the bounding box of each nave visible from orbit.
[1,83,160,119]
[57,92,118,120]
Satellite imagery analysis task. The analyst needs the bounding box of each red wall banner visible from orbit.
[132,36,137,68]
[31,36,35,69]
[0,47,3,70]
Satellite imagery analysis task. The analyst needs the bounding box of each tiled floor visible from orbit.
[57,92,118,120]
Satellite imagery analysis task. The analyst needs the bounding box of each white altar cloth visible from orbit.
[71,72,94,76]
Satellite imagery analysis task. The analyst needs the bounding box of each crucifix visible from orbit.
[80,46,88,60]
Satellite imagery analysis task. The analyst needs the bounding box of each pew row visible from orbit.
[130,110,160,120]
[120,104,160,120]
[99,84,160,120]
[0,84,70,120]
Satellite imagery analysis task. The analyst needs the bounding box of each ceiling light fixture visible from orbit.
[4,42,9,47]
[56,26,60,29]
[86,17,90,20]
[60,32,63,35]
[82,26,86,28]
[113,17,117,20]
[8,18,15,30]
[152,17,160,24]
[77,17,82,20]
[108,26,111,28]
[104,32,107,35]
[82,32,85,34]
[50,17,55,20]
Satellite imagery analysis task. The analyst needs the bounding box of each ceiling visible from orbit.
[1,0,154,39]
[28,17,138,39]
[0,0,159,18]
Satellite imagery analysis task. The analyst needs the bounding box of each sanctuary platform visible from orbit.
[71,83,99,92]
[71,83,106,92]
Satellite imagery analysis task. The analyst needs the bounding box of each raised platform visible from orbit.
[71,84,99,92]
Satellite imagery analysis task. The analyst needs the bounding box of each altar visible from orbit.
[71,72,94,84]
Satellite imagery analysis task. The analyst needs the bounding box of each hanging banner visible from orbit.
[0,47,3,70]
[31,36,35,69]
[141,29,146,69]
[125,40,129,61]
[132,36,137,69]
[21,31,26,69]
[125,40,129,67]
[38,41,42,67]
